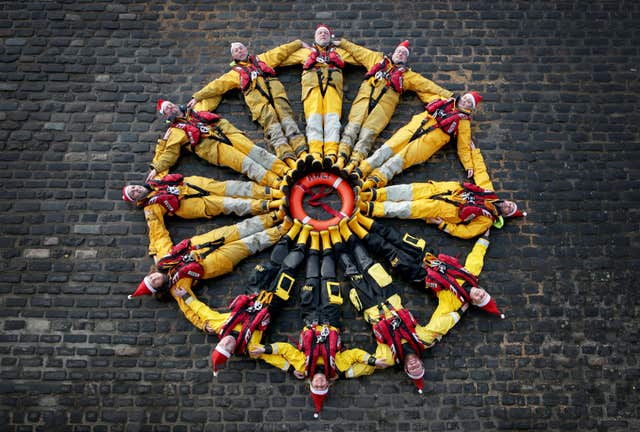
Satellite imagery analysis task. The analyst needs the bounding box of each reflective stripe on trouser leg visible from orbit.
[240,225,283,255]
[323,112,341,158]
[350,127,377,163]
[378,184,414,202]
[223,180,269,199]
[221,197,270,216]
[359,144,395,177]
[235,212,281,239]
[241,157,281,188]
[322,86,342,159]
[367,201,412,219]
[368,154,404,187]
[280,116,308,157]
[245,142,289,177]
[338,121,360,160]
[266,122,295,161]
[304,89,325,159]
[305,113,323,158]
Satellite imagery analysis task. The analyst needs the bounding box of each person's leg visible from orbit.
[348,91,400,168]
[322,85,342,162]
[303,88,325,161]
[195,140,281,188]
[219,119,290,177]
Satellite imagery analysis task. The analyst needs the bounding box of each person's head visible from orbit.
[309,372,329,418]
[156,99,183,120]
[404,352,425,394]
[469,287,505,319]
[404,353,425,379]
[391,40,410,64]
[469,287,489,306]
[457,91,483,112]
[122,184,149,202]
[314,24,332,47]
[211,334,237,376]
[494,200,526,218]
[146,271,168,290]
[229,42,248,62]
[310,372,328,392]
[128,270,169,300]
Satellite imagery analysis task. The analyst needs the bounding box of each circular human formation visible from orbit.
[122,24,527,418]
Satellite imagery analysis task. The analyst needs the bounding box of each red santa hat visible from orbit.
[122,185,135,202]
[474,292,506,319]
[211,345,232,377]
[316,23,333,36]
[310,385,329,418]
[128,276,157,300]
[156,99,170,115]
[405,368,425,394]
[396,40,410,54]
[465,91,483,109]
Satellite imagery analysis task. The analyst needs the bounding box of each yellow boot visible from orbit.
[284,218,303,241]
[356,211,375,230]
[328,225,343,245]
[268,198,285,210]
[338,218,354,242]
[347,217,369,239]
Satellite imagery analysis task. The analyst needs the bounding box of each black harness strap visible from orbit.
[210,126,232,146]
[368,85,389,114]
[254,80,275,107]
[408,117,438,142]
[194,237,226,260]
[317,68,336,98]
[181,182,210,199]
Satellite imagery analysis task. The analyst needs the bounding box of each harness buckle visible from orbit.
[247,300,263,313]
[374,71,389,81]
[182,253,195,263]
[250,70,258,81]
[197,123,210,134]
[316,325,330,343]
[429,259,446,273]
[166,185,180,196]
[460,191,476,203]
[433,108,446,119]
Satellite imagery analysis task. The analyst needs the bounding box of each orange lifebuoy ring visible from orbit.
[289,171,355,231]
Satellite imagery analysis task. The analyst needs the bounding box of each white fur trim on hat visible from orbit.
[474,292,491,308]
[143,276,157,294]
[406,368,425,380]
[310,385,329,395]
[123,186,134,202]
[214,345,232,359]
[159,101,170,115]
[464,93,476,109]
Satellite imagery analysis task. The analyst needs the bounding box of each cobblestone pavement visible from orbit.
[1,1,639,431]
